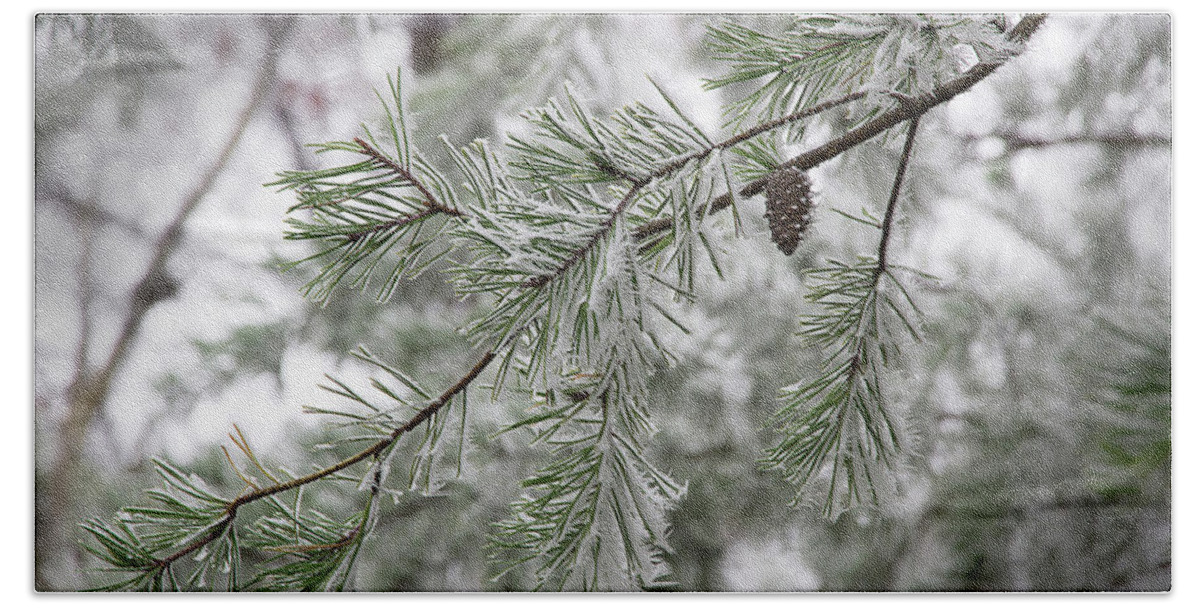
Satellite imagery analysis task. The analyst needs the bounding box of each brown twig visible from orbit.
[987,131,1171,151]
[524,88,874,289]
[322,137,467,244]
[342,206,440,242]
[521,182,648,288]
[648,90,871,179]
[353,137,465,218]
[874,117,921,282]
[265,522,365,553]
[149,350,497,571]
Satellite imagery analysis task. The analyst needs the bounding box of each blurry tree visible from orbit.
[34,14,298,589]
[40,13,1170,592]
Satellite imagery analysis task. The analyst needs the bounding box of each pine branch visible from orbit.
[762,117,922,517]
[339,205,439,243]
[150,516,234,570]
[649,89,870,178]
[272,69,469,304]
[520,184,646,289]
[109,349,493,580]
[633,13,1048,244]
[245,467,382,591]
[95,76,883,581]
[520,88,870,291]
[352,136,466,219]
[328,136,467,246]
[490,373,683,590]
[86,15,1050,587]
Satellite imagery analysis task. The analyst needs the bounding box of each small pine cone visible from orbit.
[764,166,816,256]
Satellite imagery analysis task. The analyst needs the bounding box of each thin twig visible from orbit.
[874,117,921,282]
[353,137,465,218]
[986,131,1171,151]
[320,137,467,244]
[152,517,234,570]
[265,522,364,553]
[649,90,871,179]
[521,182,647,288]
[148,351,496,571]
[342,206,439,242]
[69,205,96,390]
[524,89,870,289]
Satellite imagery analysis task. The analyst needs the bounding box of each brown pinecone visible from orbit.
[764,166,816,256]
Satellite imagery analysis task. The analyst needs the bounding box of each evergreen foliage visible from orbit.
[72,13,1162,592]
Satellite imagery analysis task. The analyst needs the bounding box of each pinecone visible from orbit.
[763,166,816,256]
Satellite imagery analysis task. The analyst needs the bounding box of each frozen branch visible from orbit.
[633,13,1048,243]
[353,137,466,218]
[129,67,889,571]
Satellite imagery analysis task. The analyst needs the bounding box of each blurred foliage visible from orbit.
[35,15,184,136]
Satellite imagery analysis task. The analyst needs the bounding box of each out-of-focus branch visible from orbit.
[92,19,295,400]
[40,17,296,590]
[927,493,1157,520]
[69,206,97,392]
[48,193,149,238]
[984,130,1170,152]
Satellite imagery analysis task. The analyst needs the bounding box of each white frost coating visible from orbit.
[585,219,654,403]
[952,43,981,72]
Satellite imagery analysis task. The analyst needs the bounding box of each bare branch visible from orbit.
[48,19,296,588]
[989,131,1170,151]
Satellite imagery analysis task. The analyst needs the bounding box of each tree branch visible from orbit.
[926,493,1157,520]
[525,89,874,289]
[148,349,496,571]
[120,15,1050,577]
[138,63,879,570]
[521,183,647,289]
[649,90,871,179]
[352,137,466,218]
[342,206,440,243]
[318,137,470,244]
[987,131,1171,151]
[71,19,295,417]
[632,13,1048,244]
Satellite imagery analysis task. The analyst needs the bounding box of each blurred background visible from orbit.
[34,13,1170,591]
